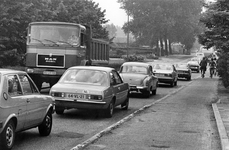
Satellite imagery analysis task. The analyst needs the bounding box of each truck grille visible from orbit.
[37,54,64,68]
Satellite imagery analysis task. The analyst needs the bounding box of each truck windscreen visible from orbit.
[29,25,80,46]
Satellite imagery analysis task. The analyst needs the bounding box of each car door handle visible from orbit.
[26,99,30,103]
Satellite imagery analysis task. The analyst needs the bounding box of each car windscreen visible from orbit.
[154,64,172,70]
[120,65,148,74]
[59,69,108,86]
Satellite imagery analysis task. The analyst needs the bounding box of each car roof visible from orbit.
[68,66,114,73]
[122,62,151,67]
[0,69,26,75]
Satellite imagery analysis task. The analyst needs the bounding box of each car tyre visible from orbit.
[174,80,177,86]
[0,120,15,150]
[143,90,150,98]
[170,81,174,87]
[105,100,114,118]
[121,95,129,110]
[187,76,191,81]
[55,106,64,115]
[38,110,52,136]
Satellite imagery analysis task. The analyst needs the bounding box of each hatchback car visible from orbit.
[50,66,129,118]
[175,63,192,81]
[153,63,178,87]
[187,57,200,73]
[119,62,158,97]
[0,69,54,150]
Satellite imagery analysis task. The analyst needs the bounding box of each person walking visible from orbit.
[209,58,217,78]
[199,57,208,78]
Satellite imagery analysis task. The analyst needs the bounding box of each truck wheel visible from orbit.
[38,111,52,136]
[0,120,15,150]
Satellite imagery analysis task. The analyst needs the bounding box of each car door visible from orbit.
[148,65,157,89]
[6,74,26,131]
[18,74,44,128]
[110,71,128,105]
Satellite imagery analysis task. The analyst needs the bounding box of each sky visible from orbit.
[92,0,127,27]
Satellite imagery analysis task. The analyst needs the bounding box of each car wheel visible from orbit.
[0,120,15,150]
[170,81,174,87]
[174,80,177,86]
[105,100,114,118]
[55,106,64,115]
[121,95,129,110]
[187,76,191,81]
[143,90,150,98]
[38,111,52,136]
[38,110,52,136]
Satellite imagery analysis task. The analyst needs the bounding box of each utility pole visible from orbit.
[127,12,130,58]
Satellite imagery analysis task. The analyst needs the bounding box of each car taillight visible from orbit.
[51,92,65,97]
[88,95,103,100]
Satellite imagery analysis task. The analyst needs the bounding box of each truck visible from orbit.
[25,22,110,90]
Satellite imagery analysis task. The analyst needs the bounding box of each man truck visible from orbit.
[25,22,110,90]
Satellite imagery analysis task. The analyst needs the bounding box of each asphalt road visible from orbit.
[13,55,205,150]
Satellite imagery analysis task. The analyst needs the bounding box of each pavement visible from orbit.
[213,78,229,150]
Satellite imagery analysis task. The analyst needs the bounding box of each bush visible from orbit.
[0,50,25,67]
[122,54,145,62]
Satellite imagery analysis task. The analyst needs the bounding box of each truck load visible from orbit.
[25,22,110,90]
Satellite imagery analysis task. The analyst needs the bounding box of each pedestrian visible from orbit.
[199,57,208,78]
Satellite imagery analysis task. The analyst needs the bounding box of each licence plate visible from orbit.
[43,71,56,75]
[156,74,164,77]
[66,94,86,99]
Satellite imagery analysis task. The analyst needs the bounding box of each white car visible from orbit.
[187,58,200,73]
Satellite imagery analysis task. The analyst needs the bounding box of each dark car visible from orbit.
[50,66,129,118]
[175,63,192,81]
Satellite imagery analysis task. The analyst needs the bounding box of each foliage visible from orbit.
[122,54,145,62]
[0,50,24,67]
[118,0,203,53]
[0,0,109,57]
[198,0,229,87]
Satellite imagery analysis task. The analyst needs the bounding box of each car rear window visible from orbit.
[121,65,148,74]
[154,64,172,70]
[59,69,108,86]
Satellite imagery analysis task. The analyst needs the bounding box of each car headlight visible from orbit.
[50,92,65,97]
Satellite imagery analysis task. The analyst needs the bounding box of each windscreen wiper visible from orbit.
[44,39,59,46]
[31,38,45,45]
[57,40,72,46]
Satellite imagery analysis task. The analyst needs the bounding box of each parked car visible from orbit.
[119,62,158,98]
[175,63,192,81]
[0,69,54,150]
[50,66,129,118]
[187,57,200,73]
[152,63,178,87]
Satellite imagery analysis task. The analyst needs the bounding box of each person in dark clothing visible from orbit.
[199,57,208,78]
[209,58,217,78]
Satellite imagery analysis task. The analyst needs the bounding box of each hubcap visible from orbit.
[6,126,13,147]
[46,115,51,129]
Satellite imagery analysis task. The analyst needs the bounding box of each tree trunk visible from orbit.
[169,40,172,54]
[160,38,164,56]
[156,39,160,57]
[164,38,168,56]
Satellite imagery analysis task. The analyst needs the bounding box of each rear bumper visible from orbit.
[55,99,109,110]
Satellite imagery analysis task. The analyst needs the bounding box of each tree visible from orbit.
[198,0,229,87]
[118,0,203,55]
[0,0,109,56]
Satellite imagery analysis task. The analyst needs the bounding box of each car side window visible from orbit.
[18,74,39,94]
[112,71,122,84]
[110,73,116,85]
[7,75,22,96]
